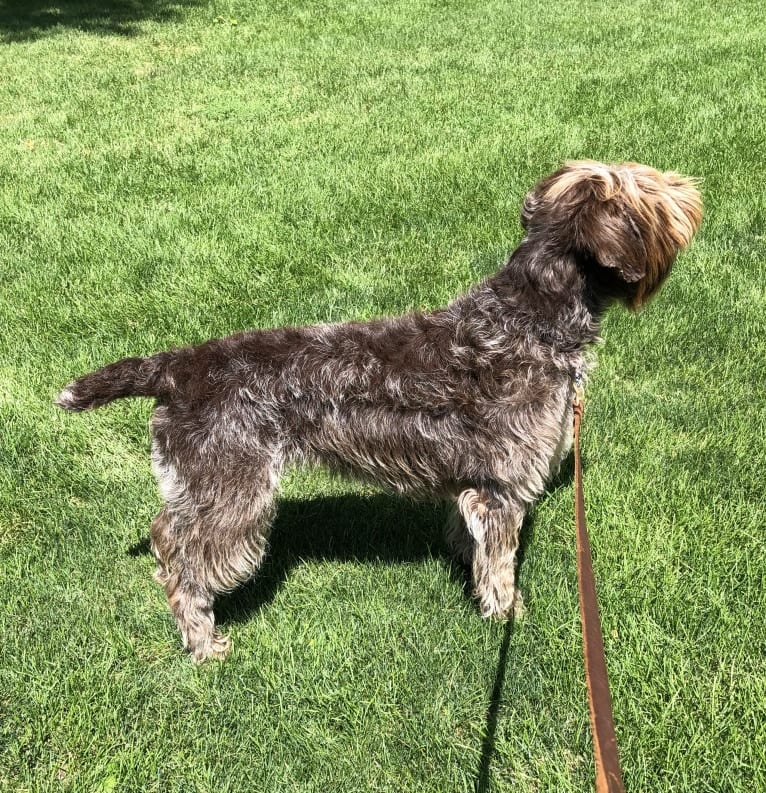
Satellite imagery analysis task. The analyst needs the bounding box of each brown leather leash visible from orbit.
[573,385,625,793]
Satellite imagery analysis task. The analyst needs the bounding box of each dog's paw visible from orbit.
[190,632,231,663]
[479,586,525,621]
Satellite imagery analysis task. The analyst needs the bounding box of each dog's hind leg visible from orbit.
[163,559,231,662]
[152,462,278,662]
[458,488,525,620]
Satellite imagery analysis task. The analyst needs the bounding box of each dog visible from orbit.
[57,161,702,661]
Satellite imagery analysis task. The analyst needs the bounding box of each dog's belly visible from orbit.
[298,408,473,497]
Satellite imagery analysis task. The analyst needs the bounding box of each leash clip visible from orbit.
[573,367,586,412]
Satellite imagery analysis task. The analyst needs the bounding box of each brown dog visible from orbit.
[57,161,702,661]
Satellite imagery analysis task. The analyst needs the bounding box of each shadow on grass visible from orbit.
[128,465,574,792]
[476,617,515,793]
[215,493,459,624]
[127,491,470,616]
[214,457,576,624]
[0,0,201,42]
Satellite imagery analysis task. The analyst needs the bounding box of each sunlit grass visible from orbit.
[1,1,764,790]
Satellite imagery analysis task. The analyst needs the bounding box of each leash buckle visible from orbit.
[573,368,586,413]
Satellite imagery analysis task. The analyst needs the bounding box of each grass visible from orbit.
[1,0,764,790]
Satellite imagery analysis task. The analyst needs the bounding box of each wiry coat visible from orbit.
[57,161,702,661]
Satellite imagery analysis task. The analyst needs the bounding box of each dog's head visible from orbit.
[520,161,703,309]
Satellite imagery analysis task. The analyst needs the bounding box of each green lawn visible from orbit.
[1,1,764,790]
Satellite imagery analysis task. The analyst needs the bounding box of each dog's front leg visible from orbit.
[457,488,525,619]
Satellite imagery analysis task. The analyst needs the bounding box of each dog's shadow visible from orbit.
[129,459,575,626]
[127,492,460,616]
[128,465,574,791]
[217,492,458,624]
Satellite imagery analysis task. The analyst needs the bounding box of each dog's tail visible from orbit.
[56,352,176,411]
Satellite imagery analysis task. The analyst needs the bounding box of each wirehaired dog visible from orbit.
[57,161,702,661]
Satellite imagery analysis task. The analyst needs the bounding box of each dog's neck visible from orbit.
[483,239,605,353]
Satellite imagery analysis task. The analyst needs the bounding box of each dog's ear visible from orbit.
[530,163,648,282]
[572,193,648,282]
